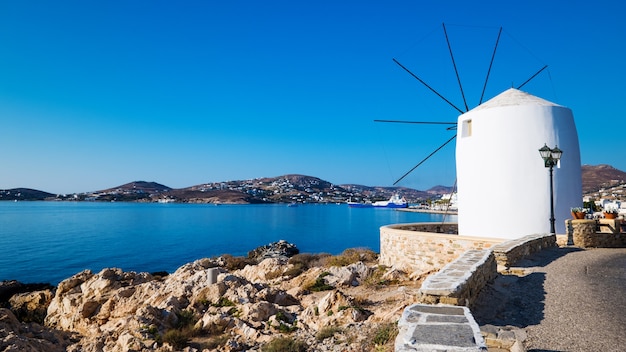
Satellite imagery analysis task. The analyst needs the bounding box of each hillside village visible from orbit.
[1,165,625,210]
[0,175,437,204]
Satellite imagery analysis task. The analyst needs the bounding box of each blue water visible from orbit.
[0,202,456,284]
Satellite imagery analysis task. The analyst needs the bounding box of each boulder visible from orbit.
[8,289,53,323]
[237,258,288,282]
[324,262,371,287]
[0,308,73,352]
[247,240,299,262]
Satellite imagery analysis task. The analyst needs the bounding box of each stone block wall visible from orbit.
[379,223,504,277]
[491,233,557,268]
[566,219,626,248]
[418,250,496,307]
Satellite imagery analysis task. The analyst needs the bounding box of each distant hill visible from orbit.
[91,181,172,202]
[0,188,55,201]
[426,185,454,195]
[167,189,270,204]
[5,166,625,203]
[98,181,172,194]
[340,184,432,201]
[581,164,626,193]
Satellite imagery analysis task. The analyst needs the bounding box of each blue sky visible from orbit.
[1,1,624,194]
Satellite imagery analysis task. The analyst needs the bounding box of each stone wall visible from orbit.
[379,223,504,277]
[381,224,558,309]
[417,250,496,308]
[566,219,626,248]
[491,233,557,268]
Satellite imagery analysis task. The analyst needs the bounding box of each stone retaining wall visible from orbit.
[408,233,555,309]
[418,250,496,307]
[379,223,503,277]
[491,233,557,268]
[566,219,626,248]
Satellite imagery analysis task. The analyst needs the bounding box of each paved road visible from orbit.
[472,246,626,352]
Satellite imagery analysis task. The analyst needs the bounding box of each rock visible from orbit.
[2,246,417,351]
[8,289,53,323]
[0,280,24,303]
[324,262,371,287]
[247,240,299,262]
[0,308,73,352]
[237,258,288,282]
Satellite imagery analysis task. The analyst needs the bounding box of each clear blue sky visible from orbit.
[1,1,624,194]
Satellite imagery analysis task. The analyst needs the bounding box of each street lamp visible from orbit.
[539,144,563,234]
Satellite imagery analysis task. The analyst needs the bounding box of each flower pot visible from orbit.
[604,212,617,219]
[571,212,585,219]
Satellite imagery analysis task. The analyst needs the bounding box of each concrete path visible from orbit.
[471,246,626,352]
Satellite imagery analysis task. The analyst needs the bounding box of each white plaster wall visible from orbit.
[456,91,582,239]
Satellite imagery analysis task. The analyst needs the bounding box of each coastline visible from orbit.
[1,244,408,351]
[397,207,458,215]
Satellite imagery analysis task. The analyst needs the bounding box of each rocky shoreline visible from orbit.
[0,241,421,351]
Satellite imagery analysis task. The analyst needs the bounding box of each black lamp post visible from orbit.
[539,144,563,234]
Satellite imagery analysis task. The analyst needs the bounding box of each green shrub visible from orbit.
[285,253,331,278]
[315,326,342,341]
[202,334,230,349]
[283,263,305,278]
[162,329,189,349]
[221,254,256,270]
[304,272,334,292]
[372,322,399,346]
[275,321,298,333]
[322,248,378,267]
[262,336,308,352]
[176,309,197,329]
[363,265,394,287]
[212,297,236,307]
[273,311,297,333]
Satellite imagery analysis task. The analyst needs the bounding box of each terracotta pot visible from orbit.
[604,212,617,219]
[571,212,586,219]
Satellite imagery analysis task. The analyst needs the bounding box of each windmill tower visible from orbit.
[387,24,582,239]
[455,88,581,239]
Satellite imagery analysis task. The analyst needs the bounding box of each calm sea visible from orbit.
[0,201,456,285]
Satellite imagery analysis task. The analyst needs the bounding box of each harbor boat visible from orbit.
[348,194,408,208]
[347,200,373,208]
[372,194,408,208]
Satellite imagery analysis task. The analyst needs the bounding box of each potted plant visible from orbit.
[570,207,588,219]
[604,207,619,219]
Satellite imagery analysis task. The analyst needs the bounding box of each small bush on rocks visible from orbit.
[364,265,393,287]
[323,248,378,267]
[176,309,197,329]
[212,297,236,307]
[162,329,188,349]
[372,322,399,346]
[316,326,342,341]
[221,254,256,271]
[262,336,308,352]
[285,253,330,278]
[305,272,334,292]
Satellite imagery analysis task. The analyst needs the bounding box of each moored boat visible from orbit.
[347,201,373,208]
[348,194,408,208]
[372,194,408,208]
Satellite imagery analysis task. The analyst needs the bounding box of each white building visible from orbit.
[455,88,582,239]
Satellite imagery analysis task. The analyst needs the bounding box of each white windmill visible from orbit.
[381,24,582,239]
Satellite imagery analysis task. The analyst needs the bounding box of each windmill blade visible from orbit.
[374,119,457,125]
[393,134,457,185]
[479,27,503,105]
[392,58,465,114]
[517,65,548,89]
[442,23,469,112]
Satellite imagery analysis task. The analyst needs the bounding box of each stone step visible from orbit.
[396,303,487,351]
